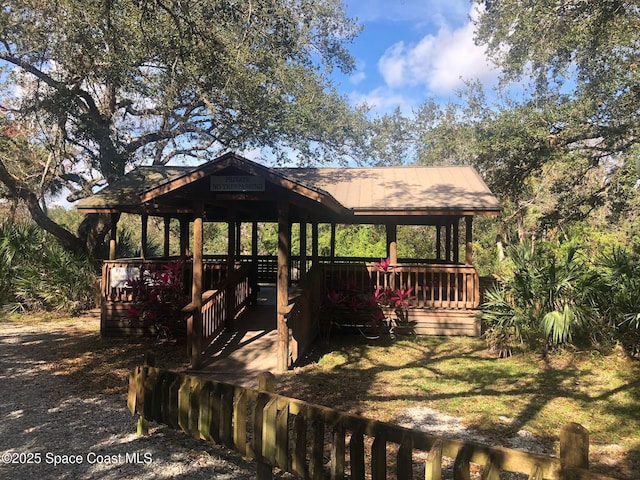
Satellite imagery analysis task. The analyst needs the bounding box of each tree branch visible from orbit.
[0,153,84,253]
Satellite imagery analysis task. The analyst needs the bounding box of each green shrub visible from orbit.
[0,220,97,314]
[592,247,640,355]
[480,241,599,356]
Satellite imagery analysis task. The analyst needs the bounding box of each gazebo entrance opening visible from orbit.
[79,153,501,372]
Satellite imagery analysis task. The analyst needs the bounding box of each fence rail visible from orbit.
[129,360,617,480]
[102,256,480,311]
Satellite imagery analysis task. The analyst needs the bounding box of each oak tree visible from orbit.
[0,0,369,256]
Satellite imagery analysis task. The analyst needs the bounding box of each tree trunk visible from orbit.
[0,157,85,254]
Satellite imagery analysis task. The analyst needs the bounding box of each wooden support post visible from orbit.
[250,221,259,304]
[227,214,237,331]
[436,225,442,261]
[109,213,118,260]
[397,434,413,480]
[163,216,171,257]
[277,205,291,373]
[136,351,155,436]
[292,409,308,477]
[198,382,216,442]
[165,374,182,429]
[330,223,336,262]
[252,221,259,257]
[234,221,241,256]
[234,387,248,455]
[275,403,289,470]
[300,219,307,282]
[386,223,397,289]
[371,434,387,480]
[262,398,278,465]
[310,409,324,480]
[253,393,270,480]
[141,213,149,259]
[425,439,442,480]
[220,384,234,448]
[560,422,589,475]
[188,378,204,439]
[177,375,193,435]
[191,203,204,368]
[330,420,346,479]
[465,216,473,265]
[258,372,276,392]
[312,222,319,267]
[227,214,236,270]
[453,219,460,263]
[350,425,365,480]
[386,223,397,264]
[445,223,452,263]
[452,444,472,480]
[179,217,189,257]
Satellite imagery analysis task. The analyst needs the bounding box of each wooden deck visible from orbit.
[187,287,278,388]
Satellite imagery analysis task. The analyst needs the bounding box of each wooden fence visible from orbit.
[128,358,618,480]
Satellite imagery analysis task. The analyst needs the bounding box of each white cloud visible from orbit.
[349,71,366,85]
[377,5,499,94]
[348,86,412,114]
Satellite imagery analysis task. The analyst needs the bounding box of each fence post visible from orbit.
[425,439,442,480]
[560,423,589,479]
[234,387,248,455]
[256,372,275,480]
[137,351,155,436]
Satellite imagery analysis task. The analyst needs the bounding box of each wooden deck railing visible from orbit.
[284,265,323,366]
[182,264,254,367]
[101,257,239,304]
[322,263,481,310]
[129,361,617,480]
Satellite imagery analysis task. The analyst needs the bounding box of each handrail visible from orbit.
[184,263,254,367]
[322,262,481,310]
[283,265,323,366]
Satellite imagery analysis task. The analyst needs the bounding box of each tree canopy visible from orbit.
[366,1,640,246]
[0,0,370,255]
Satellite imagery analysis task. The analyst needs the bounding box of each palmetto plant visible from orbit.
[592,247,640,355]
[0,220,96,314]
[481,241,598,355]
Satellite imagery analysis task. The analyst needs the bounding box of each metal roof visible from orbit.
[279,166,501,214]
[76,154,501,218]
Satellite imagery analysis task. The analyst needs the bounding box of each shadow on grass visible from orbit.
[278,333,640,478]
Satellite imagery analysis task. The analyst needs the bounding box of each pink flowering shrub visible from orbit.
[125,261,188,339]
[322,264,415,338]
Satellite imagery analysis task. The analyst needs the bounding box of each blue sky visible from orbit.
[333,0,500,115]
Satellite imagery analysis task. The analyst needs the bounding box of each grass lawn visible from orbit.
[277,335,640,478]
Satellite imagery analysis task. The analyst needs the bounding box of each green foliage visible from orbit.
[481,241,599,355]
[0,0,371,257]
[591,247,640,355]
[482,236,640,357]
[0,220,96,314]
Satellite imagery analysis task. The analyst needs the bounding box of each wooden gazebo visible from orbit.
[77,152,501,372]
